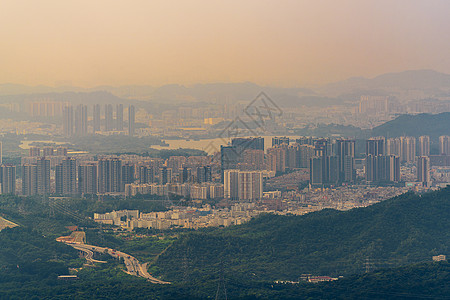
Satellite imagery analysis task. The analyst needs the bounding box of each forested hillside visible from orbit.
[371,112,450,139]
[155,188,450,282]
[0,189,449,299]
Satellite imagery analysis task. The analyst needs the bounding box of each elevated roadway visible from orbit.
[63,241,170,284]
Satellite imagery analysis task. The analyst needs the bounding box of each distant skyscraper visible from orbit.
[0,165,16,194]
[232,137,264,153]
[178,167,190,183]
[75,104,88,136]
[78,162,98,195]
[309,139,336,186]
[286,144,299,169]
[296,137,317,146]
[266,146,286,173]
[21,158,50,195]
[327,156,340,184]
[310,157,325,185]
[42,147,54,157]
[298,144,315,168]
[366,138,384,157]
[221,145,239,172]
[36,157,50,195]
[116,104,123,131]
[310,156,340,186]
[314,139,328,157]
[98,158,122,193]
[386,138,400,157]
[56,146,68,156]
[105,104,114,131]
[418,136,430,157]
[358,95,390,114]
[223,169,239,200]
[110,158,123,193]
[335,139,355,182]
[121,164,135,190]
[167,156,186,172]
[0,142,2,165]
[365,155,400,183]
[63,105,74,137]
[128,105,135,136]
[384,155,400,182]
[196,166,212,183]
[237,171,263,201]
[365,155,376,182]
[241,149,265,170]
[29,147,41,157]
[439,135,450,155]
[139,166,154,184]
[55,157,77,195]
[223,170,263,200]
[22,164,37,196]
[417,156,430,185]
[93,104,101,133]
[272,137,289,147]
[400,136,416,163]
[159,167,172,185]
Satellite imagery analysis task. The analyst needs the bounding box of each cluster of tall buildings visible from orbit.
[356,96,450,116]
[218,135,450,188]
[63,105,87,137]
[29,146,67,157]
[22,157,51,196]
[27,101,65,117]
[365,138,400,183]
[63,104,135,137]
[310,139,355,185]
[364,135,450,186]
[439,135,450,155]
[220,137,316,174]
[0,164,16,194]
[3,134,450,197]
[385,136,417,163]
[357,95,403,115]
[219,136,353,187]
[220,137,265,171]
[17,151,216,197]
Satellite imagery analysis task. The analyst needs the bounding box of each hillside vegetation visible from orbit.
[371,112,450,139]
[0,189,449,299]
[155,188,450,282]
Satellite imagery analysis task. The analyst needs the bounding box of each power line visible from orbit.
[215,260,228,300]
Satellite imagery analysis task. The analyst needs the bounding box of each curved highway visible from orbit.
[63,242,170,284]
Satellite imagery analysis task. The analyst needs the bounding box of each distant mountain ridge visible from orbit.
[320,69,450,97]
[2,69,450,105]
[0,91,138,106]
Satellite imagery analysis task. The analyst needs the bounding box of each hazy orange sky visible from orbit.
[1,0,449,88]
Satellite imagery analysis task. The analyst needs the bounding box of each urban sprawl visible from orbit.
[1,97,450,230]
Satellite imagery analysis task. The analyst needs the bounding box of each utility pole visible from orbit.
[182,247,190,283]
[215,260,228,300]
[364,257,371,273]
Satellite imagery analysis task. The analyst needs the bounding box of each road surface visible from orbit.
[0,217,18,231]
[63,242,170,284]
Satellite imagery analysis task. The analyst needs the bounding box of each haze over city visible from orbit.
[1,1,450,299]
[1,0,450,87]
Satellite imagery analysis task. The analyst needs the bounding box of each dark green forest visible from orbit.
[0,188,449,299]
[155,188,450,282]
